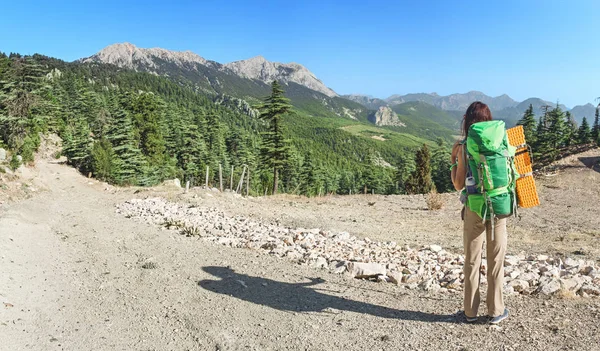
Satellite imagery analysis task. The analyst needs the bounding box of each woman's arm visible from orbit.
[451,142,466,191]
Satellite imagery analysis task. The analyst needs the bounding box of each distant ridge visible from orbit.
[81,42,337,97]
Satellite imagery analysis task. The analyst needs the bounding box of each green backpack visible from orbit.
[464,120,519,227]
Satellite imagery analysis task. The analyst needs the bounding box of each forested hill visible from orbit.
[0,52,456,196]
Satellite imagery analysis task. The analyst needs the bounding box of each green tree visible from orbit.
[577,117,591,144]
[106,96,146,185]
[91,138,115,181]
[564,111,577,147]
[591,107,600,146]
[516,104,537,146]
[405,144,434,194]
[431,140,453,193]
[545,105,567,155]
[62,113,92,171]
[258,81,292,194]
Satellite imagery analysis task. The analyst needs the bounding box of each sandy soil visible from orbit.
[1,150,600,350]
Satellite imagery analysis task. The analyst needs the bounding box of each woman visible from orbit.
[450,101,509,324]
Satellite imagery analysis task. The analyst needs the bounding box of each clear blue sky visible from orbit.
[1,0,599,107]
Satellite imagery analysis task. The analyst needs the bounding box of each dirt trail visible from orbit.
[1,160,600,350]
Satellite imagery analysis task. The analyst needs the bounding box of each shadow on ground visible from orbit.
[198,266,459,323]
[579,156,600,173]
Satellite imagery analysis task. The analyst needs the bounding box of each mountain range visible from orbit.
[82,43,598,136]
[343,92,596,126]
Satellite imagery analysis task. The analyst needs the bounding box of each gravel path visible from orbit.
[1,160,600,350]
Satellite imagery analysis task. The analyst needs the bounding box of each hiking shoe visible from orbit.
[457,311,478,323]
[489,308,509,324]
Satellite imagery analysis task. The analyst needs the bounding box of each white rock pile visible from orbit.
[117,197,600,298]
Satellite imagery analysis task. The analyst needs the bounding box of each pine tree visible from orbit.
[258,81,292,194]
[533,109,550,160]
[204,111,229,182]
[62,113,92,171]
[591,107,600,146]
[517,104,537,146]
[564,111,577,147]
[546,105,567,154]
[106,95,146,185]
[577,117,591,144]
[178,123,207,183]
[405,144,434,194]
[431,140,453,193]
[91,138,115,181]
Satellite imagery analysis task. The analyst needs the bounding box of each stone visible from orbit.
[580,284,600,296]
[504,255,520,267]
[387,271,403,286]
[560,277,584,292]
[563,257,579,268]
[508,279,529,293]
[347,262,386,279]
[429,245,442,253]
[419,278,434,291]
[377,275,389,283]
[588,270,600,279]
[312,257,327,268]
[536,254,549,262]
[580,266,595,275]
[446,278,461,290]
[519,272,540,284]
[16,155,22,163]
[0,148,6,161]
[537,278,561,295]
[161,178,181,188]
[402,274,419,284]
[508,271,521,280]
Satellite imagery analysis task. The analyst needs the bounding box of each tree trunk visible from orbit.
[273,167,279,195]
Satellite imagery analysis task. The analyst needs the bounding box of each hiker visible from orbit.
[450,101,515,324]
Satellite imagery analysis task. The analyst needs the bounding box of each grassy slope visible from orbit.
[388,101,460,140]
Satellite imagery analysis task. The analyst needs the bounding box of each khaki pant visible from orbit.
[463,206,507,318]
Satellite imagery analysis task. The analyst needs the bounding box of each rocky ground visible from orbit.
[1,148,600,350]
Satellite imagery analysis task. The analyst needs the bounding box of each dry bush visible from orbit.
[556,288,577,299]
[426,190,444,210]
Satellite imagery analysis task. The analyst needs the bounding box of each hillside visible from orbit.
[0,52,455,197]
[81,43,367,121]
[389,101,459,139]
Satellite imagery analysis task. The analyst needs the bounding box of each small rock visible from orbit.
[429,245,443,253]
[537,278,561,295]
[402,274,420,284]
[347,262,386,279]
[536,254,549,262]
[387,271,403,285]
[446,278,461,290]
[312,257,327,268]
[580,284,600,296]
[377,275,389,283]
[508,279,529,293]
[580,266,595,275]
[0,148,6,161]
[504,256,520,266]
[563,257,579,268]
[560,277,584,292]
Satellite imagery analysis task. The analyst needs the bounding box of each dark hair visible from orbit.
[462,101,493,136]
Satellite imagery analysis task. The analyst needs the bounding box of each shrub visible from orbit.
[426,189,444,210]
[9,153,21,171]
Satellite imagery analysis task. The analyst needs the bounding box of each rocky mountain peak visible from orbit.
[368,106,405,127]
[224,57,337,97]
[81,42,208,70]
[80,43,337,98]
